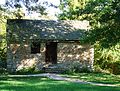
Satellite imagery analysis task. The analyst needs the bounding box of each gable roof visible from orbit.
[7,19,89,42]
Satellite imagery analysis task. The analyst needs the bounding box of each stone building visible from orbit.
[7,19,94,73]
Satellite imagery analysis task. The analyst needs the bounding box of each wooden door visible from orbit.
[45,42,57,64]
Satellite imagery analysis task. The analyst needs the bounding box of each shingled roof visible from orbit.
[7,19,89,42]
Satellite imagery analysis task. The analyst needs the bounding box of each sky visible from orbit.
[0,0,60,19]
[0,0,5,4]
[39,0,60,16]
[0,0,60,6]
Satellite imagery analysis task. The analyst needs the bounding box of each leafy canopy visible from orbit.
[59,0,120,74]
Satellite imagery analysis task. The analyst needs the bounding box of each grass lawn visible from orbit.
[61,73,120,86]
[0,76,120,91]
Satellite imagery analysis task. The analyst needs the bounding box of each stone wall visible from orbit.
[7,42,94,73]
[7,43,46,72]
[57,43,94,71]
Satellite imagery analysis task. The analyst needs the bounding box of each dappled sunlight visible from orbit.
[61,73,120,85]
[7,19,87,41]
[6,19,93,73]
[0,77,120,91]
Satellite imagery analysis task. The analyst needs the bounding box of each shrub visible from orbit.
[16,66,44,75]
[0,34,7,74]
[62,62,91,74]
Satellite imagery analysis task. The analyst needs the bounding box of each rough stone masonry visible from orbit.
[6,19,94,73]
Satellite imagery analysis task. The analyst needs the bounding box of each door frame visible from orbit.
[45,42,57,64]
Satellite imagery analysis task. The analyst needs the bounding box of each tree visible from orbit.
[5,0,47,17]
[58,0,120,74]
[0,5,7,70]
[58,0,89,20]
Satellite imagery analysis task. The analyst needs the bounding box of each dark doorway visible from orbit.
[45,42,57,64]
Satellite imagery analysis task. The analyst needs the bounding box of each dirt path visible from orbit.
[5,73,118,87]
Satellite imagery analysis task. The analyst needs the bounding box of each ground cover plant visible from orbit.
[0,76,120,91]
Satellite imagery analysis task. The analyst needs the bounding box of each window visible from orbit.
[31,42,40,54]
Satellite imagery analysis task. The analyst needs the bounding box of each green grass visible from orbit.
[0,77,120,91]
[61,73,120,86]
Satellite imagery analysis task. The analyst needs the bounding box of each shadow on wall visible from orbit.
[6,19,92,73]
[7,19,88,43]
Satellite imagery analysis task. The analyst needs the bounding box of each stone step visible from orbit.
[43,67,65,73]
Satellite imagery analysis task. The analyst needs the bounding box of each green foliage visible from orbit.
[62,62,91,74]
[0,6,7,71]
[16,67,35,74]
[0,34,6,61]
[5,0,47,16]
[15,66,44,75]
[0,32,7,74]
[0,33,7,73]
[58,0,89,20]
[15,65,44,75]
[58,0,120,74]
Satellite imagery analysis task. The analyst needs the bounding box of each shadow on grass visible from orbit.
[63,73,120,85]
[0,77,120,91]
